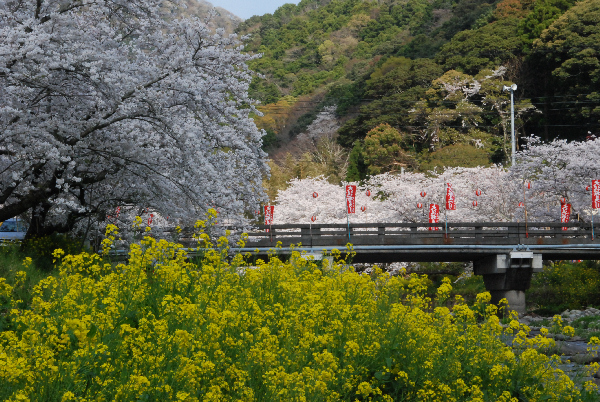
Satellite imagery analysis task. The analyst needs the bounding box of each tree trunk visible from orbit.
[24,204,81,240]
[25,203,51,240]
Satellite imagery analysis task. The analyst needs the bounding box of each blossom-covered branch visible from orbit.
[0,0,269,236]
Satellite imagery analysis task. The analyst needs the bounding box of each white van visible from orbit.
[0,218,28,241]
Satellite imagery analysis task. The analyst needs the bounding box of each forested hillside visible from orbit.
[236,0,600,194]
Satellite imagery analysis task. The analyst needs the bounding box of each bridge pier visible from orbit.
[489,290,526,315]
[473,251,543,315]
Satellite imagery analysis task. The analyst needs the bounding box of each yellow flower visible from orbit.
[132,216,143,229]
[562,326,575,337]
[0,230,588,401]
[583,380,598,393]
[436,277,452,300]
[13,392,29,401]
[52,248,65,262]
[105,223,119,236]
[345,340,360,356]
[552,314,563,327]
[14,271,27,287]
[22,257,33,269]
[476,291,491,304]
[0,278,15,298]
[356,382,372,397]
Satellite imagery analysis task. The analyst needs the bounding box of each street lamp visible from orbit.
[503,84,517,166]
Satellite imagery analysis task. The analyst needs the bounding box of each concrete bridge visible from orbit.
[237,222,600,314]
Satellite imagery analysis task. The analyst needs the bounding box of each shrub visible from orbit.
[0,226,598,401]
[418,144,491,172]
[21,234,87,272]
[527,261,600,314]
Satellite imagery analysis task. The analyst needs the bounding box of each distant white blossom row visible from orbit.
[273,138,600,224]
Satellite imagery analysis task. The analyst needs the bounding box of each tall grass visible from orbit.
[0,244,55,317]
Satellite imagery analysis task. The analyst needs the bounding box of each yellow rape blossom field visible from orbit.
[1,219,600,401]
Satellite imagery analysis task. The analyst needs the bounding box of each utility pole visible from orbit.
[503,84,517,166]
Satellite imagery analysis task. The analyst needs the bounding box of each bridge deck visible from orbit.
[238,222,600,262]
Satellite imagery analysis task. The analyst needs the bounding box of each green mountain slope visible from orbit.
[238,0,600,185]
[239,0,501,100]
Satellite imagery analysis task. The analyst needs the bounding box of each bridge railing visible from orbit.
[105,222,599,260]
[243,222,599,246]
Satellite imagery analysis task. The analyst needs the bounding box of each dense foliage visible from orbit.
[0,0,269,237]
[527,260,600,315]
[1,224,599,401]
[238,0,600,185]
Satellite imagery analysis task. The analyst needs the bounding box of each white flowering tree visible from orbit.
[370,166,518,223]
[509,137,600,222]
[273,138,599,225]
[273,177,362,224]
[295,106,341,145]
[409,67,538,153]
[274,167,517,225]
[0,0,269,237]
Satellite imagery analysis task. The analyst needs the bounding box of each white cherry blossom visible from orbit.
[0,0,269,235]
[274,138,600,226]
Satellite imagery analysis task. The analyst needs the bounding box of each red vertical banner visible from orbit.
[593,180,600,209]
[561,203,571,230]
[446,183,456,210]
[346,185,356,214]
[429,204,440,231]
[264,205,274,225]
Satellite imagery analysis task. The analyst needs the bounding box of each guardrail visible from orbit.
[107,222,600,262]
[242,222,599,247]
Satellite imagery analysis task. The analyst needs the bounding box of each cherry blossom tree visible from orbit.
[370,166,518,223]
[509,137,600,222]
[296,106,341,145]
[273,138,599,225]
[274,167,517,225]
[273,177,364,224]
[0,0,269,237]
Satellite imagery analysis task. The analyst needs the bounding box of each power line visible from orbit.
[258,92,600,101]
[256,98,600,107]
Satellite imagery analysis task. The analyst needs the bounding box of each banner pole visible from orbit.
[347,213,351,241]
[592,189,595,240]
[345,185,354,241]
[523,181,529,238]
[444,183,448,238]
[268,205,273,242]
[269,208,273,242]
